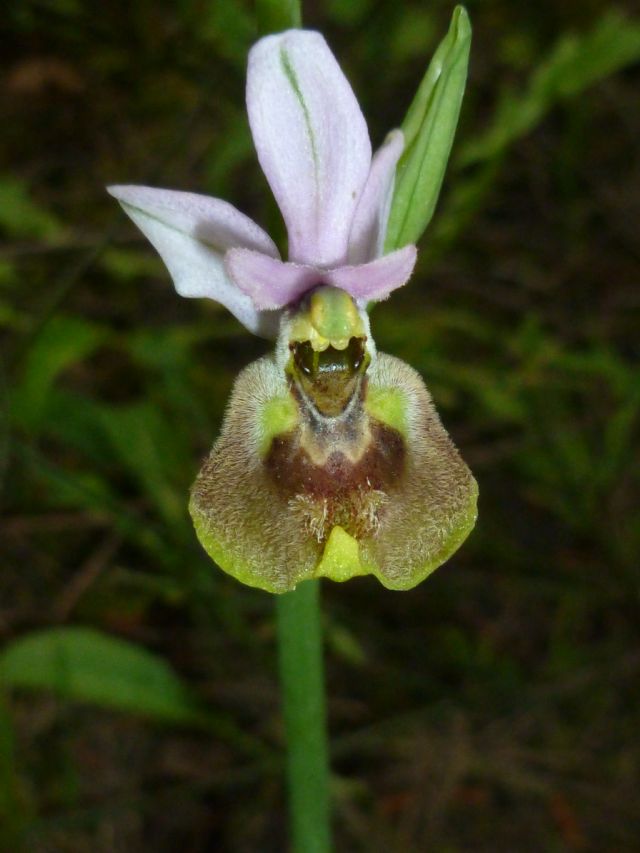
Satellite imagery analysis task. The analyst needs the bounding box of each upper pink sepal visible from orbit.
[247,30,371,268]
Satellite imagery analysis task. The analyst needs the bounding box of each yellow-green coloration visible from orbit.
[315,526,368,582]
[362,475,479,592]
[258,394,299,457]
[189,496,267,593]
[365,386,409,437]
[288,286,365,351]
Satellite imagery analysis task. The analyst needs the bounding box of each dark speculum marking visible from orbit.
[267,421,404,497]
[265,421,405,542]
[290,337,367,416]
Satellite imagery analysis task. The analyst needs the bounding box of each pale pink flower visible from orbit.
[109,30,416,337]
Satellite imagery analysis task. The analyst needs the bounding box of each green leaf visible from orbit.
[0,628,208,728]
[385,5,471,251]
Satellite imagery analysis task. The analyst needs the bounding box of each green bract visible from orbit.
[386,6,472,252]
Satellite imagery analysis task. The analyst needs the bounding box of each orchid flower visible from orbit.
[109,29,477,593]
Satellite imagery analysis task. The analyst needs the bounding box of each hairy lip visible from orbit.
[265,419,405,543]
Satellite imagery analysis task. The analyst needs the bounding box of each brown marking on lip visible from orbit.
[264,420,405,542]
[266,421,404,498]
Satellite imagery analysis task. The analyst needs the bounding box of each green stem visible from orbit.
[256,0,302,36]
[276,579,331,853]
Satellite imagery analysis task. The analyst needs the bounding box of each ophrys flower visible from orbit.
[109,29,477,593]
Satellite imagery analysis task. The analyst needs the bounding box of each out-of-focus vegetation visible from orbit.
[1,0,639,849]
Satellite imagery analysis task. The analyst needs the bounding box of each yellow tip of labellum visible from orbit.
[315,525,367,582]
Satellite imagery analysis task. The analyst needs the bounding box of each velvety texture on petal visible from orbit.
[327,246,417,303]
[108,185,280,337]
[189,350,477,593]
[247,30,371,268]
[348,130,404,264]
[226,249,320,310]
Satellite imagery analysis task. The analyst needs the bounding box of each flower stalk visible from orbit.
[276,580,331,853]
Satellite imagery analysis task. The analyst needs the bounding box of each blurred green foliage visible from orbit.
[1,0,639,850]
[0,628,210,727]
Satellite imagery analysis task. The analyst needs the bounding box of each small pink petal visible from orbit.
[225,249,321,311]
[247,30,371,268]
[107,185,280,337]
[348,130,404,264]
[326,246,417,303]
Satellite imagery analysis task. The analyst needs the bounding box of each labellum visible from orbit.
[190,286,477,592]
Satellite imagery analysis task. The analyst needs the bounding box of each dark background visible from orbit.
[1,0,639,850]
